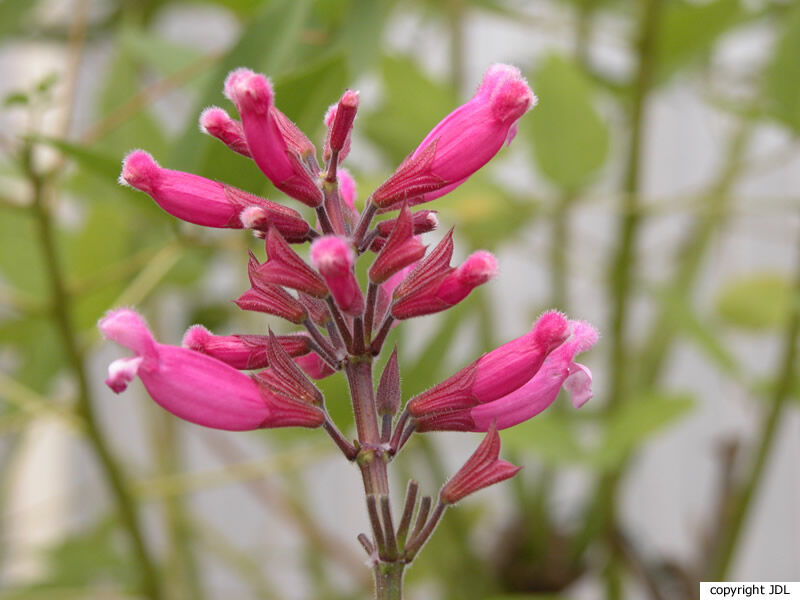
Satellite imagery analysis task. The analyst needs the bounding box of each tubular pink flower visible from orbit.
[323,89,359,162]
[369,204,427,284]
[99,309,324,431]
[224,68,322,207]
[199,106,251,157]
[408,311,570,416]
[375,210,438,239]
[415,320,598,432]
[391,236,498,320]
[256,228,328,298]
[372,64,536,209]
[182,325,310,370]
[294,353,336,380]
[120,150,308,239]
[440,424,521,504]
[309,235,364,315]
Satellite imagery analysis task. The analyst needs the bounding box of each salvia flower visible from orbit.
[199,106,251,157]
[100,309,324,431]
[256,228,328,298]
[323,89,359,163]
[369,204,427,284]
[235,251,308,324]
[440,424,521,504]
[414,320,598,432]
[409,310,570,416]
[372,64,536,209]
[120,150,308,241]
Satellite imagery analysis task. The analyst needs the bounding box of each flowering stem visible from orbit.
[323,416,358,460]
[315,205,335,235]
[326,297,354,353]
[364,282,378,339]
[389,409,411,455]
[302,318,339,367]
[405,500,447,559]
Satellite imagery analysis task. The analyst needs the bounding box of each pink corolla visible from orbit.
[409,311,570,416]
[119,150,310,242]
[372,64,536,209]
[390,232,498,320]
[224,69,322,207]
[414,320,598,432]
[99,309,324,431]
[182,325,311,370]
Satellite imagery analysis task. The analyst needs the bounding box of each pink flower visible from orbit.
[294,353,336,380]
[414,320,598,432]
[372,64,536,209]
[309,235,364,315]
[182,325,310,370]
[409,311,570,416]
[120,150,309,241]
[224,69,322,207]
[99,309,324,431]
[390,232,498,320]
[235,252,308,324]
[440,424,521,504]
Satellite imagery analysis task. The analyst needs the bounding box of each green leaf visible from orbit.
[526,54,609,190]
[714,272,792,331]
[363,55,457,164]
[327,0,395,75]
[592,391,695,469]
[763,3,800,132]
[0,0,32,39]
[655,0,750,83]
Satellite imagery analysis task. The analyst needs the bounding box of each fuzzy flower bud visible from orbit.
[182,325,310,370]
[235,252,308,324]
[120,150,307,239]
[224,68,322,207]
[309,235,364,315]
[199,106,251,157]
[391,231,497,319]
[323,89,359,162]
[440,425,521,504]
[99,309,323,430]
[372,64,536,209]
[253,331,324,406]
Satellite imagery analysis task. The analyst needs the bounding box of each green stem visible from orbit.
[26,151,162,600]
[708,218,800,579]
[374,561,405,600]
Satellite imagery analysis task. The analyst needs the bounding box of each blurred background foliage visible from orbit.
[0,0,798,598]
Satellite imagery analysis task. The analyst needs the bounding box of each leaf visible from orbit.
[0,0,32,39]
[714,272,792,331]
[526,54,609,190]
[763,3,800,132]
[591,391,695,470]
[328,0,395,75]
[655,0,751,83]
[362,55,457,164]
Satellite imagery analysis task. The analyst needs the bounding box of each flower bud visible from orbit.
[323,89,359,162]
[376,346,401,417]
[309,236,364,315]
[372,64,536,209]
[182,325,310,370]
[235,251,308,324]
[224,68,322,207]
[440,425,521,504]
[199,106,251,157]
[253,331,324,406]
[99,309,323,430]
[120,150,304,235]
